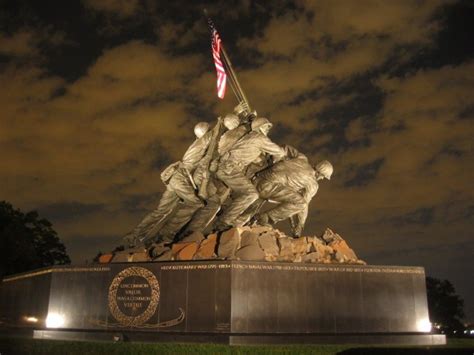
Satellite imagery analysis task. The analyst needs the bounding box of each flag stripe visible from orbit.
[209,21,227,99]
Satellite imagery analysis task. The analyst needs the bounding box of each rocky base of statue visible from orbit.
[99,227,365,265]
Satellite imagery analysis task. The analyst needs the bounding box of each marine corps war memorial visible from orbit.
[0,16,445,346]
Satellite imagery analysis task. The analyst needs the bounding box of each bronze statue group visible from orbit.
[124,104,333,247]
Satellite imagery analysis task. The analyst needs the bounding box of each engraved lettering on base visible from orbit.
[108,266,160,327]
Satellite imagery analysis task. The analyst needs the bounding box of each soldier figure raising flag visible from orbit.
[122,14,333,247]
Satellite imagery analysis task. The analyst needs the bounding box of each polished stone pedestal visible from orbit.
[0,261,446,345]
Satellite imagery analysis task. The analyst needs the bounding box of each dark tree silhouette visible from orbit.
[0,201,70,277]
[426,276,465,332]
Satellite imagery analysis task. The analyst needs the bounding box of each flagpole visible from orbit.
[221,50,243,103]
[220,45,251,111]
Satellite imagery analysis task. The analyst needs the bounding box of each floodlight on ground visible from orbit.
[416,319,432,332]
[45,313,65,328]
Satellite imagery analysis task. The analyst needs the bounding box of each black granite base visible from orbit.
[0,261,446,345]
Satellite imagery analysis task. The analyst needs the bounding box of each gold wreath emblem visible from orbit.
[108,266,160,327]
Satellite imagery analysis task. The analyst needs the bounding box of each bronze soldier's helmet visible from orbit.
[251,117,273,135]
[223,113,240,130]
[315,160,333,180]
[194,122,210,138]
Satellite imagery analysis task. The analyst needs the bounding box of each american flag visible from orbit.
[209,20,227,99]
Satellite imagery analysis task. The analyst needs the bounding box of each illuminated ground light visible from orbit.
[416,319,432,332]
[24,316,38,323]
[45,313,65,328]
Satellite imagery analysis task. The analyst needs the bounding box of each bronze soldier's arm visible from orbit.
[181,130,213,169]
[303,178,319,203]
[258,135,285,162]
[197,118,224,199]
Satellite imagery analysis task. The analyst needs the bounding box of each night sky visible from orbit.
[1,1,473,321]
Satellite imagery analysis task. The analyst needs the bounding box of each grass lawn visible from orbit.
[0,337,473,355]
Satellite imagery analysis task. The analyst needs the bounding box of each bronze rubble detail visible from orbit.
[107,227,365,265]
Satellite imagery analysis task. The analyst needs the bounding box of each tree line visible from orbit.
[0,201,70,277]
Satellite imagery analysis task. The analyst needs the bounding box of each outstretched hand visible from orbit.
[284,145,300,159]
[234,101,250,115]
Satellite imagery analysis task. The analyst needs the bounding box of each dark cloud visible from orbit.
[65,233,118,263]
[149,141,174,172]
[437,201,474,225]
[120,192,162,214]
[388,207,435,227]
[82,0,141,19]
[344,158,384,187]
[38,202,105,222]
[270,122,297,144]
[459,104,474,120]
[407,0,474,70]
